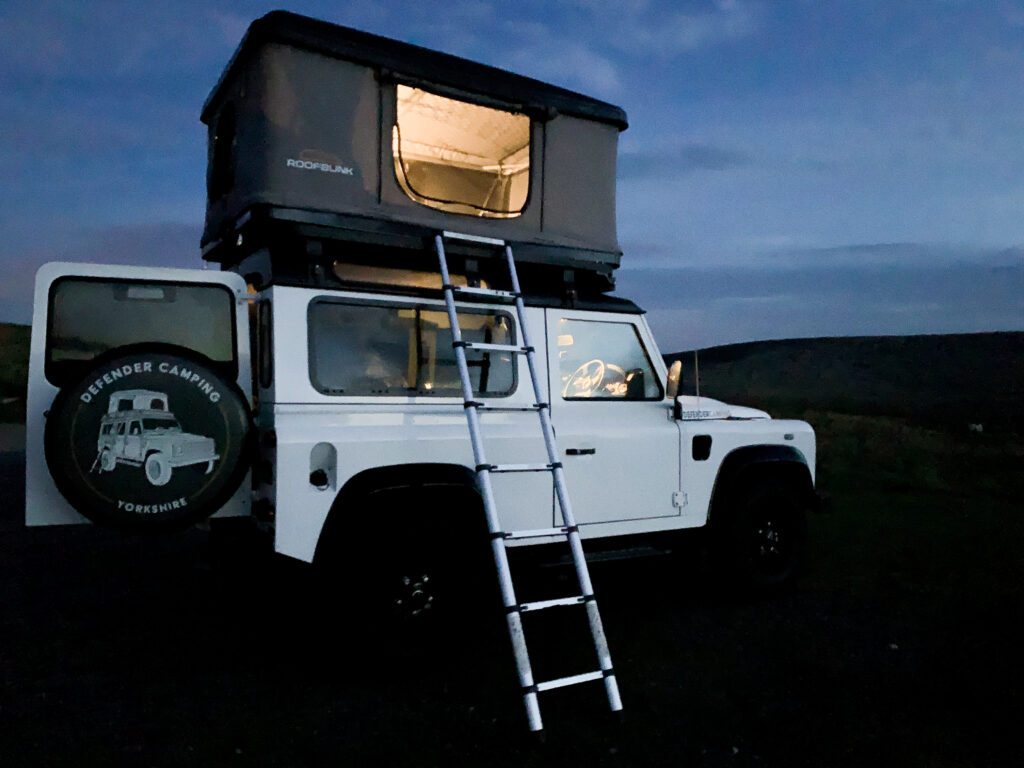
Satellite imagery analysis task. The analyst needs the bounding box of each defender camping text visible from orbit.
[25,11,816,734]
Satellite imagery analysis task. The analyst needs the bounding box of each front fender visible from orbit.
[709,444,815,524]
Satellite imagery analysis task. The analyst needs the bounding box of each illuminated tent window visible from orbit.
[393,85,529,218]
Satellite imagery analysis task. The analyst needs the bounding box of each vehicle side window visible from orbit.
[556,318,663,400]
[129,421,141,436]
[116,422,126,435]
[46,278,237,387]
[100,424,113,435]
[308,300,516,397]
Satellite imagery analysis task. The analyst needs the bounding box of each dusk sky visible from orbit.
[2,0,1022,351]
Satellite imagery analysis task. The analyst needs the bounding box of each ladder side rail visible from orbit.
[435,234,544,731]
[504,244,623,713]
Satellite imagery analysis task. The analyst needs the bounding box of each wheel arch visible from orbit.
[313,462,484,565]
[708,444,815,526]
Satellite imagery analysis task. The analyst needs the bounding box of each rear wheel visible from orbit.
[364,524,489,627]
[316,492,494,638]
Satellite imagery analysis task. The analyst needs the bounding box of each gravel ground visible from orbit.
[1,446,1020,768]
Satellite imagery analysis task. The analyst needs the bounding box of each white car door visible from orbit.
[544,309,681,531]
[124,420,143,461]
[26,262,251,526]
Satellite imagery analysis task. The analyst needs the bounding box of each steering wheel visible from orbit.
[563,359,606,397]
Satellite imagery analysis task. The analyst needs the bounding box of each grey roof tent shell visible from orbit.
[201,11,629,285]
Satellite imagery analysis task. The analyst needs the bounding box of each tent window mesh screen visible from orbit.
[393,85,529,218]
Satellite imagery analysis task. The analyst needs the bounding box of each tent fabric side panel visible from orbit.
[257,44,380,215]
[204,44,381,244]
[541,116,619,253]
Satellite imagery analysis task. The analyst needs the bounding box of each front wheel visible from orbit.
[715,475,808,594]
[144,452,172,487]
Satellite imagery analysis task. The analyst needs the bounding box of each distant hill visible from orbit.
[0,322,30,422]
[665,332,1024,433]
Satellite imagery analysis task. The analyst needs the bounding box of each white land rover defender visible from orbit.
[25,11,815,724]
[96,389,219,485]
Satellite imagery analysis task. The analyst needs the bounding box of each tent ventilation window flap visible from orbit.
[393,85,529,219]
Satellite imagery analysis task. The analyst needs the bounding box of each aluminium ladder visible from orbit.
[435,230,623,732]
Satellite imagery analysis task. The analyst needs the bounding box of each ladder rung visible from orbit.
[536,670,606,693]
[471,403,545,413]
[482,463,558,473]
[519,596,586,612]
[503,526,574,540]
[447,285,518,301]
[457,341,531,354]
[442,230,506,246]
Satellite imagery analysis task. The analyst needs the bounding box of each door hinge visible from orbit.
[672,491,688,508]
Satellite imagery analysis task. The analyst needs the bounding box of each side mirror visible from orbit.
[665,359,683,400]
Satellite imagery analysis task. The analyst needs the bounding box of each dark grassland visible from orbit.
[665,332,1024,435]
[1,331,1021,767]
[0,322,29,423]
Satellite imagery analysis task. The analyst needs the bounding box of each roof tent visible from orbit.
[201,11,628,291]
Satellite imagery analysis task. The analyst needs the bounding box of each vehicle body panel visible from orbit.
[27,263,816,567]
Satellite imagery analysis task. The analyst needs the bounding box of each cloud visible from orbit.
[479,1,762,97]
[562,0,763,59]
[999,0,1024,28]
[497,21,624,97]
[618,141,753,179]
[620,0,762,57]
[763,242,1024,268]
[520,41,623,95]
[0,1,239,81]
[206,9,252,46]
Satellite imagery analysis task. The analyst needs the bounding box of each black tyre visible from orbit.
[716,474,808,594]
[44,343,253,532]
[354,525,488,627]
[316,493,493,638]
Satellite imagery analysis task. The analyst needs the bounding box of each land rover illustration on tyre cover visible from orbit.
[24,11,818,732]
[95,389,219,486]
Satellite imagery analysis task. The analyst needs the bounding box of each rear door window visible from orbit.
[46,278,237,386]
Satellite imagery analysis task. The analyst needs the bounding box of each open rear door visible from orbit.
[26,263,252,528]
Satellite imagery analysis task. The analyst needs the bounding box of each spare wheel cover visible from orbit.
[44,343,253,532]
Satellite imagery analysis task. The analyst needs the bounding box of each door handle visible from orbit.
[566,447,596,456]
